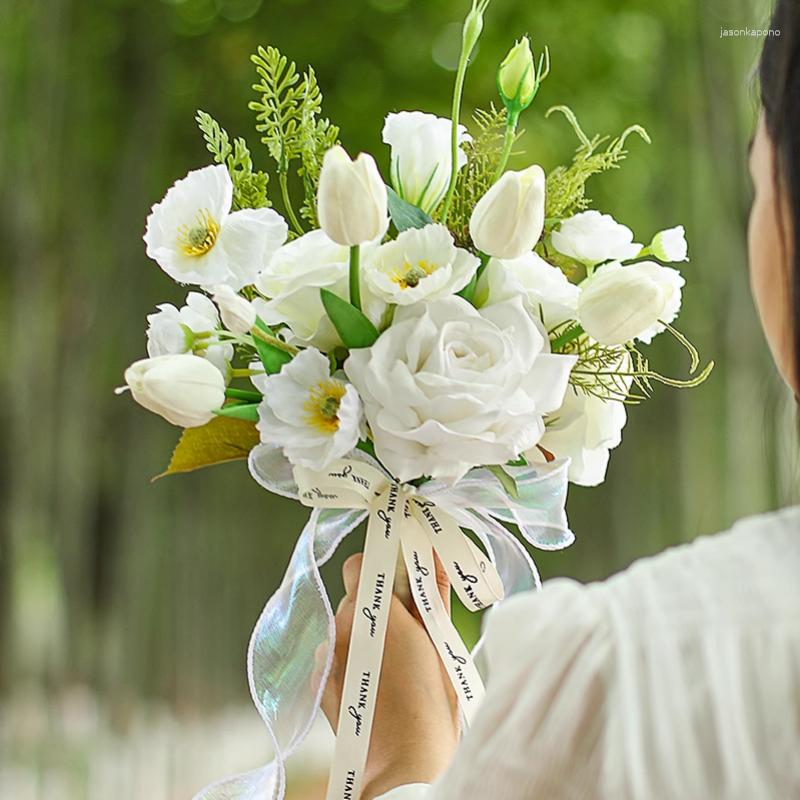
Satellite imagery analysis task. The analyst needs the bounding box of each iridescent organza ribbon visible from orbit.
[192,444,573,800]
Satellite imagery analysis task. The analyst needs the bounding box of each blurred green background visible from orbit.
[1,0,797,797]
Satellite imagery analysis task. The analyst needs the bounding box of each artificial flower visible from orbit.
[253,348,362,471]
[578,260,685,345]
[345,295,577,483]
[144,164,288,290]
[550,210,642,265]
[317,146,388,246]
[364,223,479,305]
[118,354,226,428]
[382,111,470,213]
[146,291,233,376]
[469,165,546,259]
[254,230,385,350]
[498,36,536,111]
[212,284,256,334]
[650,225,689,262]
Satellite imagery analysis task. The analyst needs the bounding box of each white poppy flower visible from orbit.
[254,230,385,351]
[578,260,685,345]
[650,224,689,262]
[345,295,577,484]
[476,251,580,327]
[146,292,233,376]
[365,223,479,305]
[551,210,642,265]
[252,348,363,471]
[144,165,288,290]
[382,111,470,212]
[212,284,256,334]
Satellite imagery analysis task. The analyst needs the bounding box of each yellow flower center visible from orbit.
[178,209,220,257]
[304,380,346,434]
[392,259,436,289]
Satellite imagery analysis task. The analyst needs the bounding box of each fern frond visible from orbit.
[299,116,340,225]
[197,109,233,164]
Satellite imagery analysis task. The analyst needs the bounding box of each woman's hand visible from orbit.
[320,553,460,800]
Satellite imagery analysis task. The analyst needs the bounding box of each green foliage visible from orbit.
[196,110,270,210]
[387,186,434,232]
[214,403,261,422]
[253,318,294,374]
[320,289,379,349]
[544,105,650,220]
[299,115,340,226]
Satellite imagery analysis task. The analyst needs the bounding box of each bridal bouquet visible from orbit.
[119,2,711,798]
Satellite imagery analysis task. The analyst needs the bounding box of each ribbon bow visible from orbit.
[193,444,573,800]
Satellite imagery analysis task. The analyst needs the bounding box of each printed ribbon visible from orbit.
[193,444,573,800]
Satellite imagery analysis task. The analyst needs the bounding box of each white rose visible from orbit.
[551,210,642,265]
[146,292,233,376]
[476,251,579,327]
[144,165,288,290]
[650,224,688,262]
[578,260,685,345]
[119,354,226,428]
[529,386,628,487]
[345,295,577,483]
[382,111,470,212]
[365,223,479,305]
[254,230,385,351]
[469,165,546,259]
[212,284,256,334]
[252,348,362,471]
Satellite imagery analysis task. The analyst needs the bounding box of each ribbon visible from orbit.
[192,445,573,800]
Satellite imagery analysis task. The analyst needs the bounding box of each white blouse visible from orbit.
[379,506,800,800]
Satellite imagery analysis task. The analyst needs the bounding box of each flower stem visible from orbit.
[229,368,264,379]
[225,387,262,402]
[279,172,304,236]
[494,111,520,182]
[251,326,299,355]
[349,244,362,311]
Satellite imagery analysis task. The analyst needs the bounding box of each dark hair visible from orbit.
[760,0,800,389]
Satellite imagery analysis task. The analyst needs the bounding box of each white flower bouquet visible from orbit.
[119,3,711,798]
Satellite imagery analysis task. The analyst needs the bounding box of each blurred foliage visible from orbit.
[0,0,796,743]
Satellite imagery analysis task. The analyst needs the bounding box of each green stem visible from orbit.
[279,172,304,235]
[230,368,264,379]
[251,326,299,355]
[225,387,262,402]
[440,57,469,225]
[349,244,362,311]
[550,324,585,352]
[494,112,519,182]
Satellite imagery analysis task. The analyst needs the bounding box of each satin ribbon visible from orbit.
[192,444,573,800]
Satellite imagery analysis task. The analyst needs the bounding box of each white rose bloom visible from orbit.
[551,210,642,265]
[578,260,685,345]
[382,111,470,212]
[252,348,363,471]
[212,284,256,334]
[345,296,577,483]
[254,230,385,351]
[529,387,628,487]
[365,223,479,305]
[119,354,226,428]
[146,292,233,377]
[476,252,580,327]
[650,224,689,262]
[144,164,288,290]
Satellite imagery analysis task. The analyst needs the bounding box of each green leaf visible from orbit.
[214,403,260,423]
[486,464,520,500]
[387,185,433,232]
[253,318,293,374]
[320,289,379,349]
[457,272,478,304]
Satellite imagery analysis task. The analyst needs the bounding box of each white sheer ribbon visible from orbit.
[192,444,573,800]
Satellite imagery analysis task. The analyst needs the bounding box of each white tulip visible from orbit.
[317,146,388,246]
[578,261,685,345]
[382,111,470,213]
[650,224,689,262]
[212,284,256,334]
[469,165,546,259]
[550,210,642,265]
[119,354,226,428]
[144,165,288,290]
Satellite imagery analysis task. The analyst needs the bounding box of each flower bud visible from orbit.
[578,261,685,346]
[498,37,536,111]
[119,354,226,428]
[212,284,256,334]
[317,145,388,246]
[650,225,688,262]
[469,164,546,258]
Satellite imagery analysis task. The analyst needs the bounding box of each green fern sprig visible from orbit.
[299,116,340,226]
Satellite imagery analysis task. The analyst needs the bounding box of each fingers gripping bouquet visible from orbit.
[119,2,712,798]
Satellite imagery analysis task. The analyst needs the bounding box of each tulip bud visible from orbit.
[317,145,388,246]
[118,354,226,428]
[212,284,256,334]
[498,37,536,112]
[469,164,546,259]
[578,261,685,346]
[650,225,688,262]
